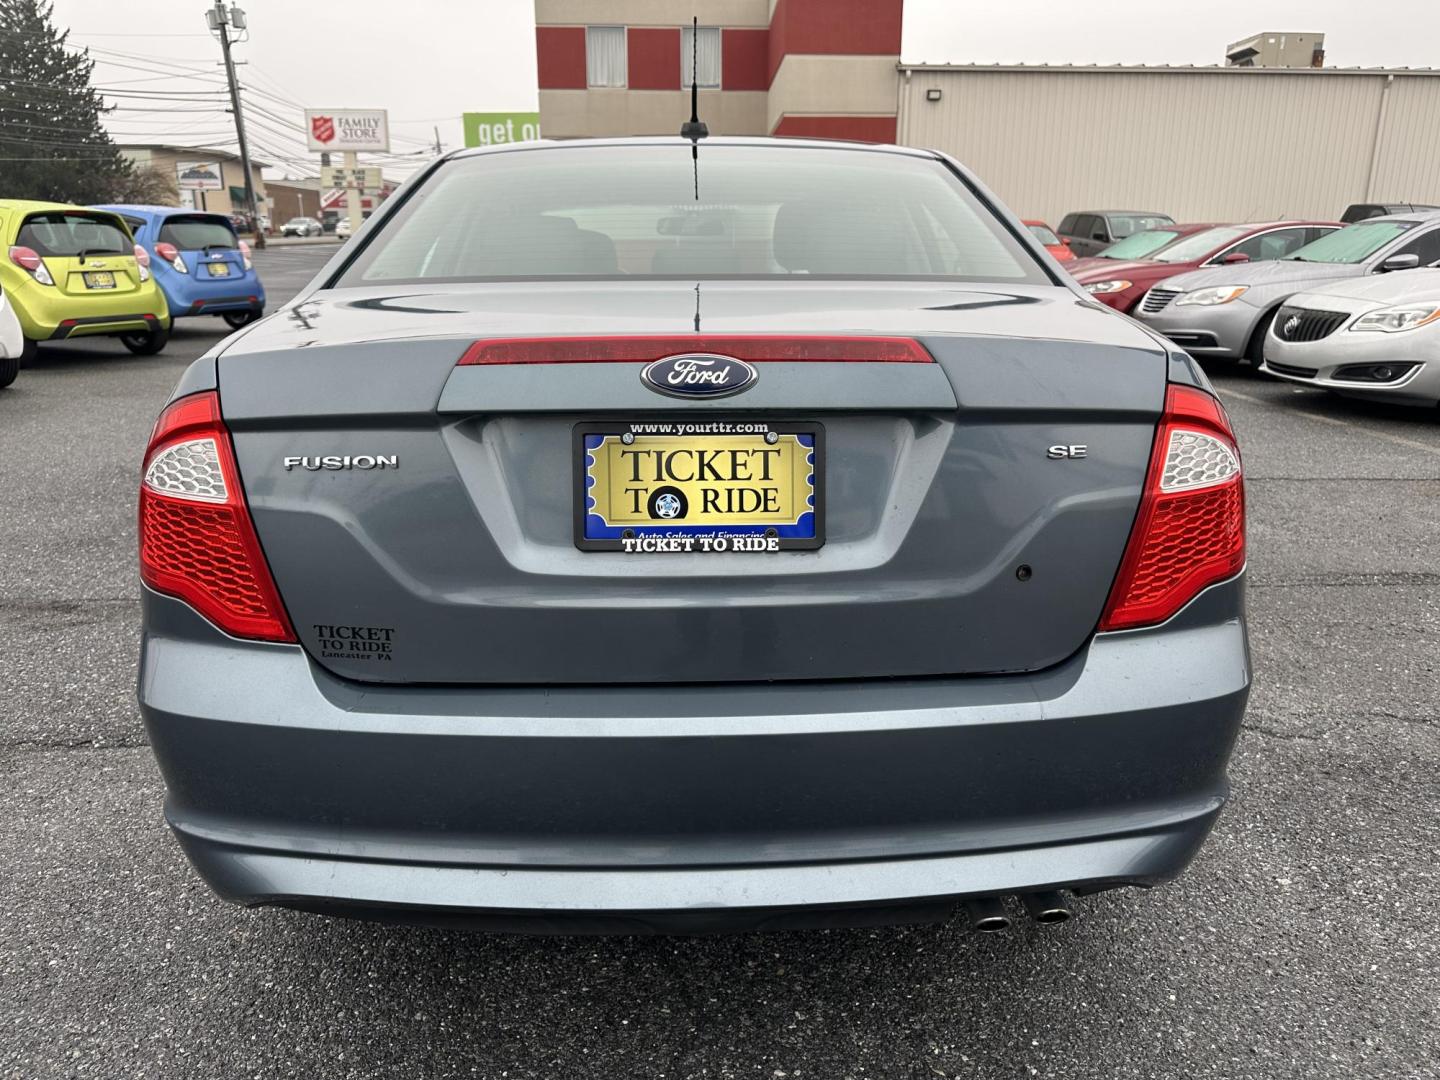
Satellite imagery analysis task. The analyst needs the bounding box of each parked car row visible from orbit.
[1022,199,1440,410]
[0,199,266,389]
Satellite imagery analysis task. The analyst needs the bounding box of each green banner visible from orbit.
[463,112,541,148]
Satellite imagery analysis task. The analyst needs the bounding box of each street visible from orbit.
[1,245,1437,1079]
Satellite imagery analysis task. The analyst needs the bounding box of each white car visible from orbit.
[1262,268,1440,407]
[0,284,23,388]
[335,218,353,240]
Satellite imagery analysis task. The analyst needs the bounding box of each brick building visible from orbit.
[534,0,904,141]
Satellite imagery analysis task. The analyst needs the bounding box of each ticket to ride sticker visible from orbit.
[575,422,823,552]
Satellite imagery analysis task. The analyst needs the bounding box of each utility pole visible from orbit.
[206,1,264,248]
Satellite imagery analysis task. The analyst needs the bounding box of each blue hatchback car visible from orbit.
[96,205,265,328]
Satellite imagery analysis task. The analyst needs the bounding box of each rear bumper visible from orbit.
[159,273,265,317]
[139,578,1250,931]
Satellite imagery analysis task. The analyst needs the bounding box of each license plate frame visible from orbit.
[83,271,115,289]
[574,420,825,553]
[205,261,231,277]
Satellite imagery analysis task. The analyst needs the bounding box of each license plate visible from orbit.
[576,421,823,552]
[206,262,231,277]
[83,271,115,289]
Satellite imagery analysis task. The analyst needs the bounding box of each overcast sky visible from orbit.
[48,0,1440,180]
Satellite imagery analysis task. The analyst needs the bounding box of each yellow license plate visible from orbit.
[577,422,823,552]
[83,271,115,289]
[206,262,231,277]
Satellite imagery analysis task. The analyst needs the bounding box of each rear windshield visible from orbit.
[18,212,130,257]
[339,145,1047,284]
[1150,225,1250,263]
[158,215,236,250]
[1286,220,1413,264]
[1097,229,1179,260]
[1027,223,1060,245]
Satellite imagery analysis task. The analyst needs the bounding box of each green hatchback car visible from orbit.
[0,200,171,367]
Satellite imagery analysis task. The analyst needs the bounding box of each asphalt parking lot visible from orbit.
[2,245,1437,1080]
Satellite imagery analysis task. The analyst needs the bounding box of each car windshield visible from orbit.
[1286,220,1414,263]
[340,145,1047,284]
[1096,229,1180,259]
[158,215,236,250]
[17,212,130,257]
[1107,214,1175,239]
[1150,225,1252,264]
[1027,223,1060,245]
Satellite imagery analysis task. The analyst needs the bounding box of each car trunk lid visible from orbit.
[220,281,1167,684]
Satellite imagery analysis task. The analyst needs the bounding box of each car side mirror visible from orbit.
[1218,252,1251,265]
[1092,232,1107,242]
[1378,253,1421,273]
[1060,238,1071,247]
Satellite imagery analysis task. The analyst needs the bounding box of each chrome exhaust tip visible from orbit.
[1021,890,1073,924]
[962,896,1011,933]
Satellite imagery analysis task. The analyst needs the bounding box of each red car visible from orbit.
[1069,220,1343,313]
[1023,220,1075,263]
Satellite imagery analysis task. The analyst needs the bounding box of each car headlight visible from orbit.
[1175,286,1249,307]
[1083,279,1132,295]
[1348,302,1440,333]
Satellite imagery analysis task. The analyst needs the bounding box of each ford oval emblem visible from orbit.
[640,353,757,398]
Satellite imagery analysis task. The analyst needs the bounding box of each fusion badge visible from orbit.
[283,455,398,470]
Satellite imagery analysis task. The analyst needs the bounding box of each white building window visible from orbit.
[681,25,721,88]
[586,26,627,87]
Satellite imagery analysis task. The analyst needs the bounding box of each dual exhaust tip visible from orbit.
[963,891,1072,932]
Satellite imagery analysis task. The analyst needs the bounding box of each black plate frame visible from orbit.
[573,419,825,552]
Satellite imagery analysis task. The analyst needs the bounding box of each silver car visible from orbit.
[1262,268,1440,406]
[136,138,1250,934]
[1136,213,1440,362]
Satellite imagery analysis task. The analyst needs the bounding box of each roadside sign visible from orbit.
[463,112,541,147]
[304,109,390,152]
[320,165,383,192]
[175,161,224,191]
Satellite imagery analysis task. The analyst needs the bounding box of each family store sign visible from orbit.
[303,109,391,153]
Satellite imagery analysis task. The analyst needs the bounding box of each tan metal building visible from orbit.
[897,65,1440,227]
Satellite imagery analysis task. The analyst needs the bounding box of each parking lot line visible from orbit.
[1216,386,1440,458]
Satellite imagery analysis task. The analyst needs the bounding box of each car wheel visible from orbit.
[222,310,260,329]
[16,336,38,369]
[1244,310,1279,366]
[120,325,171,356]
[0,349,18,388]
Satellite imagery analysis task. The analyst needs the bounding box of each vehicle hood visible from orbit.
[1287,268,1440,309]
[1069,258,1196,284]
[1157,259,1362,293]
[223,280,1165,357]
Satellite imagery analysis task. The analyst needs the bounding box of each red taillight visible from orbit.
[139,391,295,642]
[132,243,150,269]
[457,336,935,366]
[9,245,41,271]
[1099,384,1245,632]
[154,241,187,273]
[9,245,53,284]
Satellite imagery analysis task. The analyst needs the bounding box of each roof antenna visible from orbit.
[679,16,708,200]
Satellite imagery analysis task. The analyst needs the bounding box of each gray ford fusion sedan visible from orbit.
[137,138,1250,934]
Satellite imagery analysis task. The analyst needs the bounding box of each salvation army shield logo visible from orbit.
[310,115,335,144]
